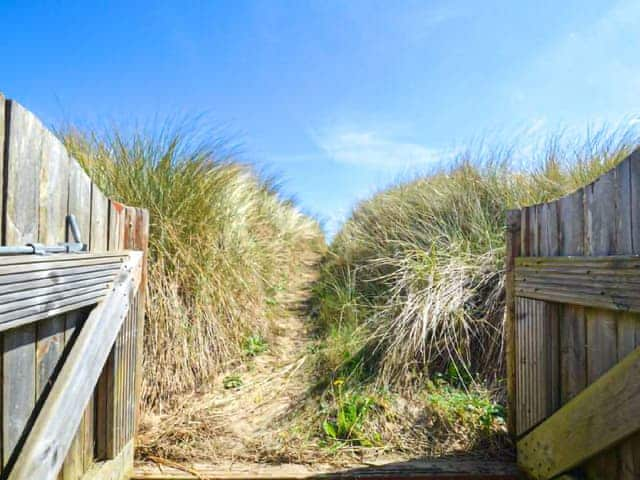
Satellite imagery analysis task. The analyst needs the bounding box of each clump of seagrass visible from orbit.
[314,128,639,389]
[62,121,325,409]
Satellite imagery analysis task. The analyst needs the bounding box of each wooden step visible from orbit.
[132,459,522,480]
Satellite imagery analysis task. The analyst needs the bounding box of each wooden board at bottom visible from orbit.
[133,460,521,480]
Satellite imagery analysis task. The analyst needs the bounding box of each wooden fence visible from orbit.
[0,94,149,479]
[506,150,640,479]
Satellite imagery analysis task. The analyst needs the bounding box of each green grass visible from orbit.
[296,129,640,458]
[243,333,269,357]
[312,129,639,391]
[321,379,382,447]
[425,377,505,431]
[223,374,244,390]
[62,118,640,461]
[62,120,325,409]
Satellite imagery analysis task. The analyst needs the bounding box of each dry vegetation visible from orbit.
[315,129,638,390]
[62,122,325,408]
[63,123,639,468]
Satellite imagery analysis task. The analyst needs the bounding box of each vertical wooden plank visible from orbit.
[2,328,35,467]
[36,127,69,479]
[530,205,545,431]
[584,170,618,381]
[2,101,39,468]
[38,130,70,245]
[83,184,109,470]
[67,162,92,244]
[583,169,620,478]
[0,93,5,239]
[4,100,40,245]
[124,207,138,447]
[0,92,5,473]
[618,153,640,479]
[539,201,560,416]
[133,207,148,438]
[113,313,123,453]
[505,209,520,437]
[62,311,84,480]
[63,158,92,479]
[615,157,636,376]
[95,349,115,460]
[97,200,127,459]
[90,185,109,252]
[82,395,94,473]
[515,297,527,434]
[96,201,117,459]
[35,317,65,398]
[516,207,531,435]
[124,300,133,446]
[557,189,587,404]
[108,201,125,251]
[516,296,550,435]
[618,312,640,480]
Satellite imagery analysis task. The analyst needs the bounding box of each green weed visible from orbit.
[426,379,505,431]
[243,334,268,357]
[321,379,381,447]
[223,374,243,390]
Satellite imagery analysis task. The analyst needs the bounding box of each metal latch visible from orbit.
[0,215,88,255]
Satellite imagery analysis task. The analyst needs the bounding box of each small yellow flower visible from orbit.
[333,378,345,386]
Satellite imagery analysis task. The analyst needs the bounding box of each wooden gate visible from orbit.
[505,150,640,479]
[0,94,149,480]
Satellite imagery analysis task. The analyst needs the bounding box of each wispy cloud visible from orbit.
[311,128,452,169]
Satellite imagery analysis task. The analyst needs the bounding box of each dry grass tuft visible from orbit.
[314,128,639,388]
[62,121,325,409]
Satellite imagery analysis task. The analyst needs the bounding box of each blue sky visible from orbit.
[2,1,640,235]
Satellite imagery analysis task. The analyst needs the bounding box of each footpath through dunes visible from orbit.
[136,245,323,464]
[133,245,516,478]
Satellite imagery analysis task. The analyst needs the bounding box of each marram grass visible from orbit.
[313,129,640,390]
[62,122,325,408]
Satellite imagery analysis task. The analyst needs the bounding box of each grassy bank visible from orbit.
[63,122,639,465]
[303,130,638,457]
[63,122,325,409]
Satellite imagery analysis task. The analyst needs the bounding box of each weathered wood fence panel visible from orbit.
[0,95,149,479]
[507,150,640,479]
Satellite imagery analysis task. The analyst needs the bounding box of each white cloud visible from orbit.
[312,129,450,169]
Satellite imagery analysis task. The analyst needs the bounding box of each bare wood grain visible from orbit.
[0,91,5,473]
[517,346,640,479]
[2,100,40,468]
[505,210,521,437]
[7,253,143,480]
[619,149,640,479]
[583,169,621,478]
[65,151,94,479]
[62,311,85,480]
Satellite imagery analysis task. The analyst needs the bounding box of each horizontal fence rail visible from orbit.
[515,256,640,313]
[0,253,128,331]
